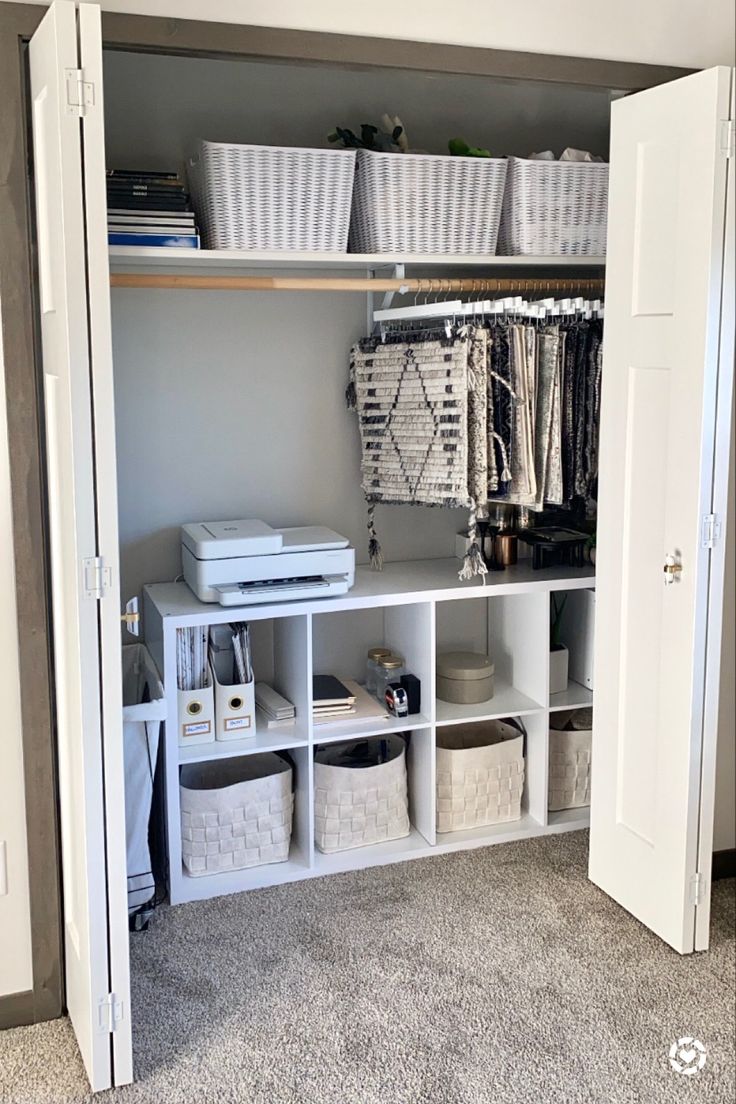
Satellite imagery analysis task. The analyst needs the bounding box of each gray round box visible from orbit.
[436,651,495,704]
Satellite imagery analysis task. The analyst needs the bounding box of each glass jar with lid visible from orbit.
[375,654,406,704]
[366,647,391,693]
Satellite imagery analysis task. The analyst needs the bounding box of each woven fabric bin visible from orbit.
[498,157,609,256]
[436,720,524,832]
[314,735,410,853]
[180,753,293,876]
[188,140,356,251]
[548,709,592,811]
[349,149,508,254]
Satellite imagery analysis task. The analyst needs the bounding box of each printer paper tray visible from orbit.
[213,575,350,607]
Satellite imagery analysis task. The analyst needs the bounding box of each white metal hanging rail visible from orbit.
[109,273,605,293]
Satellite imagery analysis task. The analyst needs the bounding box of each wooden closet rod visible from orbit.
[109,273,606,293]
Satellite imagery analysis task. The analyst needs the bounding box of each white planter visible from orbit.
[549,644,569,695]
[436,720,524,832]
[548,711,592,811]
[314,735,410,853]
[180,753,293,876]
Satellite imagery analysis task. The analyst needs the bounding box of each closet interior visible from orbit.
[104,46,609,908]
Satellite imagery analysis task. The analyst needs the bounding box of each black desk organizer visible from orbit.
[518,527,589,570]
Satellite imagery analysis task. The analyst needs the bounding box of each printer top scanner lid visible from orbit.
[182,520,349,561]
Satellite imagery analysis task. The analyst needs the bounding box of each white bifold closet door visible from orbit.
[589,66,734,954]
[29,0,132,1091]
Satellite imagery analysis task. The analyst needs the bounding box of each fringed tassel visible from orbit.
[367,502,384,570]
[458,499,488,582]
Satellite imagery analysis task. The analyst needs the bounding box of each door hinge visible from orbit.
[83,555,111,599]
[98,993,124,1034]
[701,513,721,550]
[65,68,94,117]
[689,872,706,907]
[721,118,735,158]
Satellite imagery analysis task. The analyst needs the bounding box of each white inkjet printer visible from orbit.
[181,520,355,606]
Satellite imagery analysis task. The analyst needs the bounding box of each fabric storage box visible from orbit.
[188,140,356,251]
[122,644,167,915]
[436,651,495,705]
[498,156,609,255]
[180,752,293,876]
[436,720,524,831]
[349,149,507,254]
[548,708,592,811]
[314,735,410,854]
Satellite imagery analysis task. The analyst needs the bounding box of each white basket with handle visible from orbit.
[314,735,410,853]
[436,719,525,832]
[498,156,609,256]
[180,752,293,876]
[548,709,592,811]
[188,140,356,251]
[349,149,508,254]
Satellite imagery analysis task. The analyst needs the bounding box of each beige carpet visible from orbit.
[0,832,734,1104]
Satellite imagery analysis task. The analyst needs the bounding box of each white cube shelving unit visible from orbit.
[143,559,595,905]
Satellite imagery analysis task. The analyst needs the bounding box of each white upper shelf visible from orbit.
[108,246,606,273]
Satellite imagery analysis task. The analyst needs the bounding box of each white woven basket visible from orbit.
[436,720,524,832]
[349,149,508,254]
[548,710,592,811]
[188,140,356,251]
[180,752,293,876]
[314,735,410,854]
[498,156,609,256]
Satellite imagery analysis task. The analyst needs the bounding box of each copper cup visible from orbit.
[495,531,518,567]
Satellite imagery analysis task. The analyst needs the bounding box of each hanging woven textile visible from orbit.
[347,326,487,579]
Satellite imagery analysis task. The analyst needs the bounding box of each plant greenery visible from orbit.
[448,137,493,158]
[550,593,568,650]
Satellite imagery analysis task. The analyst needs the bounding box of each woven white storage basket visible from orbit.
[548,709,592,811]
[314,735,410,854]
[188,140,356,251]
[349,149,508,254]
[436,720,524,832]
[498,156,609,256]
[180,753,293,876]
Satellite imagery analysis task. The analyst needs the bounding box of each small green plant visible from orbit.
[550,593,568,650]
[448,137,492,158]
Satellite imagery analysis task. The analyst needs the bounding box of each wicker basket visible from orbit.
[349,149,508,254]
[180,752,293,876]
[548,709,592,811]
[498,156,609,256]
[188,140,356,251]
[314,735,410,854]
[436,720,524,832]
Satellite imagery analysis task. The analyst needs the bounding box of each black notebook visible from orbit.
[312,675,356,707]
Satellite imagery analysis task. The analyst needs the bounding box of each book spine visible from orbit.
[108,232,200,248]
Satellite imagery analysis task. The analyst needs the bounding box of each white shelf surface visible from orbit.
[549,680,594,712]
[178,721,309,764]
[435,682,544,727]
[145,559,595,626]
[435,812,545,851]
[312,826,431,876]
[313,712,432,746]
[109,246,606,273]
[546,806,591,831]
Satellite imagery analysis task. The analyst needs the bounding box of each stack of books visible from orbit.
[107,169,200,248]
[255,683,296,729]
[312,676,390,727]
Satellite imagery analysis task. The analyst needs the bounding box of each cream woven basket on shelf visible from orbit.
[498,156,609,256]
[548,709,592,811]
[188,140,356,251]
[436,720,525,832]
[314,734,410,854]
[180,752,293,876]
[349,148,508,254]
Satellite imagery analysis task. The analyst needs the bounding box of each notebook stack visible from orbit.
[107,169,200,248]
[312,676,390,727]
[255,683,296,729]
